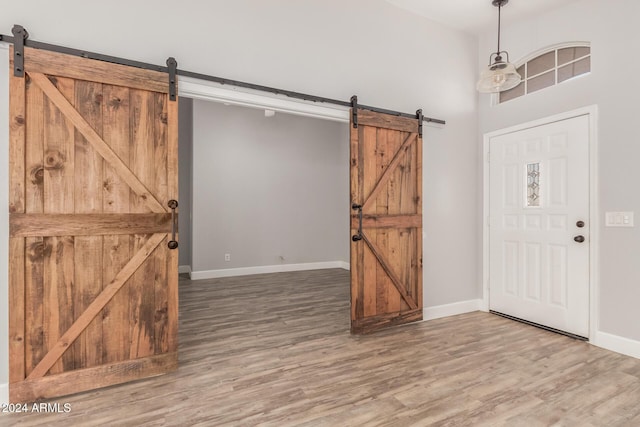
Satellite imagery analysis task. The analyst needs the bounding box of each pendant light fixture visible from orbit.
[477,0,521,93]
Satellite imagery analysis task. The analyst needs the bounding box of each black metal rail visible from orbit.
[1,26,445,125]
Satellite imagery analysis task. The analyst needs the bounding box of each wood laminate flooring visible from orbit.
[3,268,640,426]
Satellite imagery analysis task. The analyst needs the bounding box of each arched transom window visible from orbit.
[499,43,591,103]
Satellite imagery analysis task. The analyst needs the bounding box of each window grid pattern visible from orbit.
[526,162,541,207]
[499,45,591,103]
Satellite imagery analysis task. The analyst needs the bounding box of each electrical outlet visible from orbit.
[224,253,231,262]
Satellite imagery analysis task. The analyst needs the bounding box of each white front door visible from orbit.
[489,115,590,338]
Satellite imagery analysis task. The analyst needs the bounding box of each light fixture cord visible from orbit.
[497,2,502,53]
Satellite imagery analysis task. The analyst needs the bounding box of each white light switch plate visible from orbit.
[605,211,634,227]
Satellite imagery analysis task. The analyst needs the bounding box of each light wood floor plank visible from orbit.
[4,268,640,426]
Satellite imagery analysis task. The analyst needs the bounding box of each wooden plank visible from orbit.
[386,129,402,313]
[25,74,44,214]
[349,116,361,322]
[74,80,104,213]
[129,89,158,359]
[73,238,103,369]
[364,126,379,317]
[27,233,166,380]
[166,94,179,353]
[415,134,423,310]
[154,92,169,354]
[9,47,26,214]
[24,238,44,376]
[74,79,105,370]
[10,213,172,237]
[362,233,417,310]
[362,132,417,211]
[24,47,169,93]
[350,308,423,334]
[11,352,177,404]
[43,75,76,374]
[374,128,388,315]
[351,214,422,229]
[357,109,419,133]
[43,76,76,214]
[29,72,166,213]
[8,46,27,384]
[43,236,75,374]
[363,232,378,317]
[23,74,46,377]
[9,238,25,383]
[102,84,131,364]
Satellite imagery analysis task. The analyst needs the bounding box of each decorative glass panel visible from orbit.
[527,71,555,94]
[558,47,590,66]
[527,162,541,207]
[499,81,525,103]
[527,51,555,76]
[557,56,591,83]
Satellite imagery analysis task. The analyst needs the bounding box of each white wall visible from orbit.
[0,0,480,391]
[478,0,640,341]
[192,100,349,274]
[178,98,193,270]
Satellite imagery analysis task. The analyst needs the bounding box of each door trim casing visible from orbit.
[481,105,599,341]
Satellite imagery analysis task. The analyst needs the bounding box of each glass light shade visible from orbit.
[476,61,522,93]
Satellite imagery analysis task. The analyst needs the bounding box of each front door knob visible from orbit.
[574,235,585,243]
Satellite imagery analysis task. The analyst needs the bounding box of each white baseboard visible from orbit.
[190,261,350,280]
[423,299,482,321]
[593,331,640,360]
[0,382,8,405]
[178,265,192,274]
[336,261,350,271]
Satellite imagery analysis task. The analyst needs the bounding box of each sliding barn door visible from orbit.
[8,47,179,402]
[350,109,423,334]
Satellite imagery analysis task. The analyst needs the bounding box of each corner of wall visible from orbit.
[593,331,640,360]
[0,382,7,405]
[423,299,482,321]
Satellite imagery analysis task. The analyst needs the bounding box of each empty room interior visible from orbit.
[1,0,640,425]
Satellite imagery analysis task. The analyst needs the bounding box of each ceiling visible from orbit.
[385,0,582,35]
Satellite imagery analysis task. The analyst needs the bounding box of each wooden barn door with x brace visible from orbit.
[350,108,423,334]
[8,46,179,402]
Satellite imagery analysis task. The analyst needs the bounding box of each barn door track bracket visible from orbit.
[351,95,358,128]
[416,109,424,137]
[166,57,177,101]
[11,24,28,77]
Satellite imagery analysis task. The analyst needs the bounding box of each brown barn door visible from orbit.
[350,108,423,334]
[8,47,179,402]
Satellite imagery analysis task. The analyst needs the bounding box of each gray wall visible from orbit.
[0,0,480,393]
[192,101,349,272]
[478,0,640,341]
[178,98,193,269]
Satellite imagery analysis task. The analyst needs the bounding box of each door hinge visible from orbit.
[416,109,423,138]
[12,24,29,77]
[351,95,358,128]
[166,57,177,102]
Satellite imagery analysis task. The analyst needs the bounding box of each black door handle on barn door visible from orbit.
[352,203,363,242]
[168,199,179,249]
